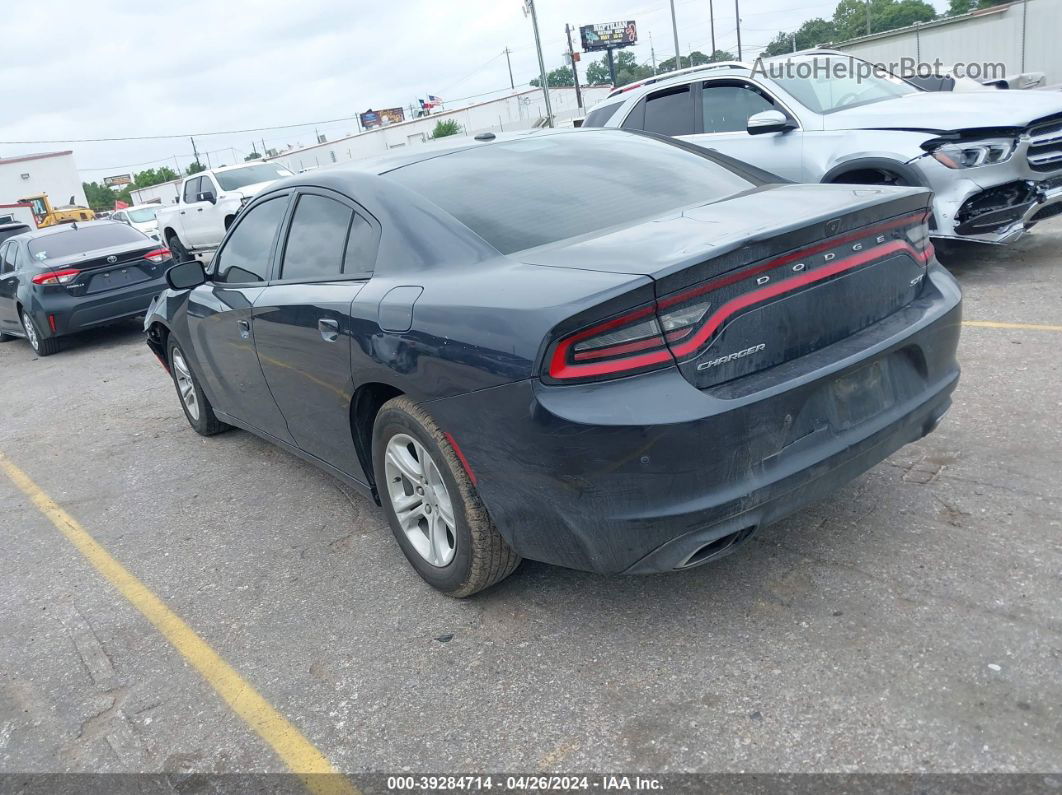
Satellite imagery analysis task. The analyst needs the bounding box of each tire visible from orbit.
[373,396,520,597]
[21,310,60,356]
[168,338,228,436]
[166,231,192,263]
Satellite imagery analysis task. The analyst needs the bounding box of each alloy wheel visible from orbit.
[171,348,200,422]
[21,312,39,352]
[384,433,457,567]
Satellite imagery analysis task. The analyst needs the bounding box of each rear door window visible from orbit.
[280,194,353,281]
[641,85,695,136]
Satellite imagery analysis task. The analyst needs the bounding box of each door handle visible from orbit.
[196,208,203,212]
[318,318,339,342]
[180,210,186,215]
[237,319,251,339]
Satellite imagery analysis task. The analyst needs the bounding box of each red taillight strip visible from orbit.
[548,215,931,382]
[656,212,925,311]
[669,239,926,359]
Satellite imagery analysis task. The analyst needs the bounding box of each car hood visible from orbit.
[822,90,1062,132]
[230,180,279,198]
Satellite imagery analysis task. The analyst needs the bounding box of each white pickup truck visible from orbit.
[156,162,293,259]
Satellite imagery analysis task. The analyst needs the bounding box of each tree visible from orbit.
[530,66,575,87]
[82,181,132,211]
[185,161,206,176]
[132,166,178,188]
[431,119,462,139]
[762,18,837,56]
[832,0,935,41]
[244,151,262,161]
[947,0,1007,14]
[585,56,611,84]
[580,50,653,87]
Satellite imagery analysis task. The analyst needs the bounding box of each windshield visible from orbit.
[127,207,158,223]
[385,130,763,255]
[27,224,146,260]
[765,55,919,114]
[215,164,294,191]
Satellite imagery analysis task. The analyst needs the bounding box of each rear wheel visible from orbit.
[166,232,192,263]
[168,339,228,436]
[21,310,60,356]
[373,396,520,597]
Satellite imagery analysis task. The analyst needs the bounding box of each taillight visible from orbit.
[547,304,673,382]
[143,248,172,264]
[32,268,80,285]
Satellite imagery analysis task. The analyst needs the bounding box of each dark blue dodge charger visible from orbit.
[145,128,961,596]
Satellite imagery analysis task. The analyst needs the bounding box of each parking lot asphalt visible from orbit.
[1,219,1060,778]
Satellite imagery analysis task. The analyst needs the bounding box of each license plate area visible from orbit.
[829,359,895,430]
[85,266,150,294]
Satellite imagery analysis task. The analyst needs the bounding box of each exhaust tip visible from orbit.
[678,526,757,569]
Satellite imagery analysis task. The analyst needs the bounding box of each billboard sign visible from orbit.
[104,174,133,187]
[359,107,406,130]
[580,21,637,52]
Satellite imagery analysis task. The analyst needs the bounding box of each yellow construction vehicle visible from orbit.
[17,194,95,227]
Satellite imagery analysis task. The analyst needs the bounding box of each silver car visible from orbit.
[584,51,1062,244]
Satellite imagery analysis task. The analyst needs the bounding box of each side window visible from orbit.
[0,244,11,274]
[113,212,126,223]
[199,175,217,198]
[343,214,376,277]
[183,177,201,204]
[701,83,777,133]
[213,197,288,284]
[642,86,694,136]
[280,194,352,281]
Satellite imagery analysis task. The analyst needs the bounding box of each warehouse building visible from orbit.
[836,0,1058,84]
[0,150,87,211]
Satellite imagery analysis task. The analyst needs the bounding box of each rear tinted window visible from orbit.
[384,131,760,254]
[642,86,694,136]
[26,224,146,260]
[582,102,623,127]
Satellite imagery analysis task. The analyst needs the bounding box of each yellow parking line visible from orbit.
[963,320,1062,332]
[0,451,357,795]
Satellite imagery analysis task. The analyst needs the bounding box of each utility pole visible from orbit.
[708,0,716,59]
[607,49,617,86]
[669,0,682,70]
[189,136,201,171]
[649,31,658,74]
[525,0,554,127]
[792,33,797,53]
[565,24,583,111]
[261,138,267,154]
[504,47,515,90]
[735,0,743,61]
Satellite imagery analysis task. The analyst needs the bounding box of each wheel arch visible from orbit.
[822,157,927,188]
[350,382,405,504]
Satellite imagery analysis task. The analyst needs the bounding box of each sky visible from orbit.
[0,0,944,184]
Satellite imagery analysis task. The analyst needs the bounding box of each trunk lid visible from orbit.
[42,241,167,295]
[538,184,934,389]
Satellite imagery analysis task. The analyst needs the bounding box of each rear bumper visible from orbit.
[29,277,168,338]
[425,263,962,574]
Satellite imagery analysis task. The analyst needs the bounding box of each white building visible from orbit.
[265,86,612,175]
[0,150,88,210]
[836,0,1059,84]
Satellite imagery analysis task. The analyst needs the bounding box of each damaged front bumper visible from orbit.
[915,141,1062,244]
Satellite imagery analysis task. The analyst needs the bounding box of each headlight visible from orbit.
[931,138,1017,169]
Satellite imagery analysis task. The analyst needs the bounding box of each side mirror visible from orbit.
[196,191,217,204]
[165,259,207,290]
[747,110,795,135]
